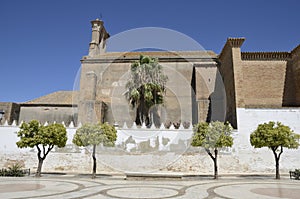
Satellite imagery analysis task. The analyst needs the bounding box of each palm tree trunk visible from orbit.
[136,100,150,126]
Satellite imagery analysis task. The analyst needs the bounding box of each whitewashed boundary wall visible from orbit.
[0,108,299,175]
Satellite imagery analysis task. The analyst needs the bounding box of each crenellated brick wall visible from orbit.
[219,38,300,126]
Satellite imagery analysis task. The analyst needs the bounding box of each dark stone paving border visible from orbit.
[100,186,180,199]
[206,184,237,199]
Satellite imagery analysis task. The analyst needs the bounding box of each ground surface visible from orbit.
[0,174,299,199]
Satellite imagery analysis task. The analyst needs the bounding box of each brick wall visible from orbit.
[242,60,287,107]
[291,45,300,105]
[218,38,300,128]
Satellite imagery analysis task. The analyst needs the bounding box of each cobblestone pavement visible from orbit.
[0,175,299,199]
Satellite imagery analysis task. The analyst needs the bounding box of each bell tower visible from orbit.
[88,19,110,56]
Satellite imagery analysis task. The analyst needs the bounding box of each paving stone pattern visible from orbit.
[0,175,299,199]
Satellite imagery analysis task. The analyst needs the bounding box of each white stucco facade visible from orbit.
[0,108,299,175]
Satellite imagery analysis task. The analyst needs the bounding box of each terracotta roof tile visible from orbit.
[23,91,78,105]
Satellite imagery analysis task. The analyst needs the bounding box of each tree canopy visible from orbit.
[191,121,233,179]
[16,120,67,177]
[250,121,299,149]
[250,121,299,179]
[125,55,168,126]
[191,121,233,149]
[72,122,117,147]
[72,122,117,178]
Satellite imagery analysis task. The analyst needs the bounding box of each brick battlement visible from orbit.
[241,52,291,60]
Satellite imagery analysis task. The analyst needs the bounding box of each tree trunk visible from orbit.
[205,148,218,180]
[135,106,141,125]
[92,144,96,179]
[36,157,43,177]
[214,149,218,179]
[275,157,280,179]
[136,100,149,126]
[272,146,283,180]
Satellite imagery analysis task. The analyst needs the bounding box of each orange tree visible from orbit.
[72,122,117,178]
[250,121,299,179]
[16,120,67,177]
[191,121,233,179]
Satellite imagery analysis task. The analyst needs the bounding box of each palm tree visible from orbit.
[125,55,168,126]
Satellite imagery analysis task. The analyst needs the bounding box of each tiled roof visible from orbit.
[23,91,78,105]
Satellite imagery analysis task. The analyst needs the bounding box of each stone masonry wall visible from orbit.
[19,106,76,126]
[0,102,20,125]
[218,43,237,128]
[79,55,217,125]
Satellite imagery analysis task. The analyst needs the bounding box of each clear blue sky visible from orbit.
[1,0,299,103]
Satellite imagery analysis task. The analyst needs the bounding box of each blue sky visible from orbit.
[1,0,299,103]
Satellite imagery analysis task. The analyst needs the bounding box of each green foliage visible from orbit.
[294,169,300,180]
[72,123,117,147]
[250,121,300,179]
[125,55,168,124]
[0,164,25,177]
[191,121,233,179]
[289,169,300,180]
[250,121,300,149]
[16,120,67,177]
[191,121,233,149]
[16,120,40,148]
[72,122,117,178]
[16,120,67,150]
[100,122,118,147]
[42,123,68,147]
